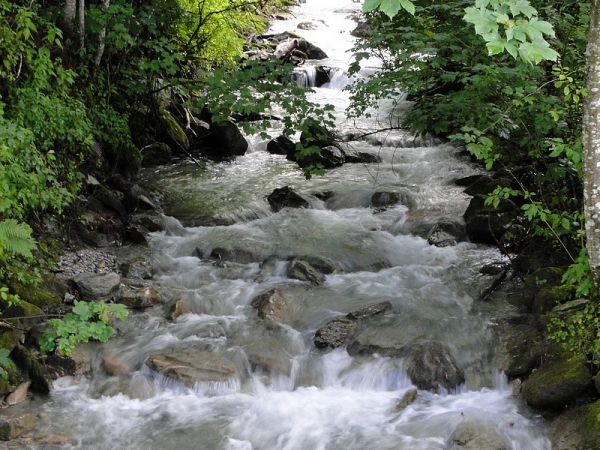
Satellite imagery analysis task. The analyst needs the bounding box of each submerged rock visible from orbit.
[448,419,508,450]
[405,341,465,393]
[145,347,238,390]
[346,301,393,320]
[0,409,38,441]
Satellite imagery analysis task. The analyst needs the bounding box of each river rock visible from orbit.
[346,324,413,358]
[371,190,416,209]
[493,323,542,377]
[463,194,519,244]
[120,257,154,280]
[145,347,238,389]
[393,388,418,413]
[314,318,358,349]
[251,289,289,325]
[448,419,508,450]
[161,110,189,152]
[0,409,38,441]
[346,301,393,320]
[295,255,343,274]
[208,246,263,264]
[426,221,467,247]
[141,142,171,167]
[5,381,30,406]
[103,353,133,376]
[267,186,310,212]
[70,272,121,302]
[341,148,381,164]
[170,298,194,320]
[116,286,162,309]
[405,341,466,393]
[299,123,337,149]
[45,343,94,378]
[202,120,248,159]
[550,400,600,450]
[267,135,296,156]
[10,345,52,394]
[297,38,328,59]
[521,354,591,410]
[293,146,346,169]
[287,259,326,285]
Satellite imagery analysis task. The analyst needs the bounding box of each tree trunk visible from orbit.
[583,0,600,284]
[62,0,76,33]
[78,0,85,49]
[94,0,110,67]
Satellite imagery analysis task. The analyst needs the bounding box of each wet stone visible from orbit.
[145,346,238,389]
[287,259,326,285]
[251,288,289,325]
[405,341,465,393]
[346,301,393,320]
[314,318,357,349]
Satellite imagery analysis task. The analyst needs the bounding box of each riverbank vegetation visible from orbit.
[349,0,600,366]
[1,0,599,431]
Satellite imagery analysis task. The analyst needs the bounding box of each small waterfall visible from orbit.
[291,66,350,89]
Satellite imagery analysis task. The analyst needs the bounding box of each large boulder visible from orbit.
[202,121,248,159]
[145,346,238,391]
[550,400,600,450]
[405,341,465,393]
[521,354,591,410]
[267,186,310,212]
[493,323,543,377]
[70,272,121,302]
[287,259,326,285]
[448,419,508,450]
[463,194,519,244]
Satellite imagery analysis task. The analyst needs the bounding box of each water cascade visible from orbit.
[23,1,552,449]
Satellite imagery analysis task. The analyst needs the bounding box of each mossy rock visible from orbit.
[520,267,565,313]
[522,354,591,410]
[37,238,65,265]
[10,345,52,394]
[141,142,172,167]
[533,284,576,317]
[9,282,62,308]
[161,111,189,152]
[550,400,600,450]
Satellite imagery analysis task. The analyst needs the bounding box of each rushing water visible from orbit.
[26,1,552,449]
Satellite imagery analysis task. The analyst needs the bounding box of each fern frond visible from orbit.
[0,219,36,258]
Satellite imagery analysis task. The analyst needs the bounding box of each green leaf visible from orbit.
[363,0,383,13]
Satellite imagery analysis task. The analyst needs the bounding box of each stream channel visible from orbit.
[24,0,553,448]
